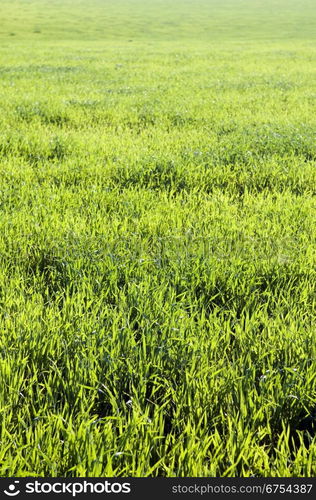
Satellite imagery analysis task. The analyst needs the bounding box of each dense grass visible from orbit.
[0,0,315,476]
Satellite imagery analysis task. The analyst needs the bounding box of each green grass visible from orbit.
[0,0,316,477]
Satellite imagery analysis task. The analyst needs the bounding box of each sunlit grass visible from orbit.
[0,0,315,477]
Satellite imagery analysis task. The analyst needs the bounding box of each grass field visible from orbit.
[0,0,316,477]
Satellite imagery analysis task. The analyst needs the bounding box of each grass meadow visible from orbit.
[0,0,316,476]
